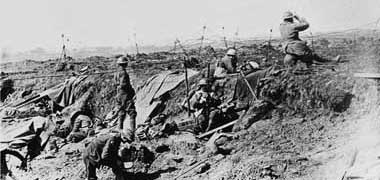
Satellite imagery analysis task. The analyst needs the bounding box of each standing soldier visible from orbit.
[279,11,340,67]
[115,56,137,141]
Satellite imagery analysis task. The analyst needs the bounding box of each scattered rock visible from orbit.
[195,162,210,174]
[187,157,197,166]
[206,133,234,155]
[155,144,170,153]
[171,155,183,163]
[214,154,225,161]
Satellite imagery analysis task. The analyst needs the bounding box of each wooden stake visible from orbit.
[198,26,206,58]
[184,57,191,117]
[222,27,228,49]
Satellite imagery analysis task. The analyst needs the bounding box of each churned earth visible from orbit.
[1,37,380,180]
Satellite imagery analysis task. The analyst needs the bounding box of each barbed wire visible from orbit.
[2,17,379,84]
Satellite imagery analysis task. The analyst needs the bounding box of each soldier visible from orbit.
[66,114,94,143]
[214,48,238,78]
[279,11,340,67]
[115,56,137,141]
[213,48,239,98]
[82,132,132,180]
[189,78,222,132]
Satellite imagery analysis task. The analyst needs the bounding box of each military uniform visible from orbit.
[280,12,333,67]
[82,134,124,180]
[189,89,222,132]
[115,66,136,134]
[213,49,238,99]
[279,14,314,66]
[214,55,238,78]
[67,115,93,143]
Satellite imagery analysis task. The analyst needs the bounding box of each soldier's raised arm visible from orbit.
[293,14,309,31]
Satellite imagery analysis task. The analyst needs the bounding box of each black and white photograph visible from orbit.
[1,0,380,179]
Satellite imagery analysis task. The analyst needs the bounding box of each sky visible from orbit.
[1,0,380,53]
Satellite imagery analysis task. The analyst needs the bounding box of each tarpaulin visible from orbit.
[12,75,89,110]
[50,75,88,108]
[0,116,53,150]
[135,70,199,126]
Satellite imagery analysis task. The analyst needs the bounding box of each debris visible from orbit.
[197,120,238,139]
[205,132,234,155]
[354,72,380,79]
[174,159,208,179]
[187,157,197,166]
[195,162,210,174]
[233,100,274,131]
[155,144,170,153]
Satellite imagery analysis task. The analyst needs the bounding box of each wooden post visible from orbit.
[222,26,228,49]
[198,26,206,58]
[134,33,139,55]
[184,57,191,117]
[266,29,272,61]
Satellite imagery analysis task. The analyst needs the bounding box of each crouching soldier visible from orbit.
[115,56,137,141]
[82,132,132,180]
[189,78,222,133]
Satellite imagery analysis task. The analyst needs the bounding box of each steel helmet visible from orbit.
[117,56,129,65]
[198,78,208,86]
[283,11,294,20]
[248,61,259,69]
[226,48,237,56]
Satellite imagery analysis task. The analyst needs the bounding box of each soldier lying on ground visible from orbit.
[54,113,97,143]
[66,114,95,143]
